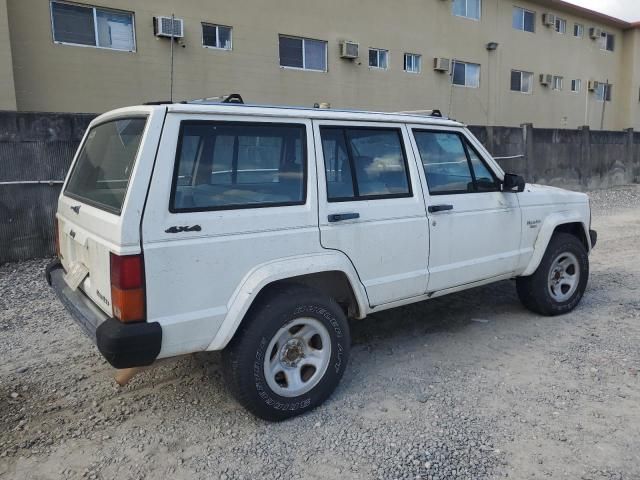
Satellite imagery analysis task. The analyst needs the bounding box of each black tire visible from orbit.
[221,284,351,421]
[516,232,589,316]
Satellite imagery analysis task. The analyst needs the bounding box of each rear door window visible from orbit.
[171,122,306,212]
[64,117,147,214]
[320,127,412,201]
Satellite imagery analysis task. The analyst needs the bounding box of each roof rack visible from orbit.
[143,93,245,106]
[394,109,446,118]
[142,100,174,105]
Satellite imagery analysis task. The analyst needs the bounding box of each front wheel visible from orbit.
[222,284,350,421]
[516,232,589,316]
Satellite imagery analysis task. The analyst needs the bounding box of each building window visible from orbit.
[452,61,480,88]
[573,23,584,37]
[50,1,135,51]
[596,83,612,102]
[600,31,615,51]
[452,0,481,20]
[571,79,581,92]
[552,76,563,91]
[555,18,567,34]
[512,6,535,33]
[510,70,533,93]
[404,53,422,73]
[369,48,389,69]
[202,23,232,50]
[279,35,327,71]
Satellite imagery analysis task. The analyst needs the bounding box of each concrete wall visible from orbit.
[4,0,638,129]
[0,112,94,263]
[1,110,638,263]
[0,0,17,110]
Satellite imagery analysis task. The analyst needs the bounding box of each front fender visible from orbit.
[521,211,590,277]
[206,251,369,350]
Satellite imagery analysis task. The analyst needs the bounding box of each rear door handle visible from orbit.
[428,204,453,213]
[328,212,360,222]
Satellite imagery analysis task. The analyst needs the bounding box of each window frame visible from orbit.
[201,22,233,51]
[595,83,612,102]
[573,23,584,38]
[452,0,482,21]
[368,48,389,70]
[510,69,533,94]
[451,60,481,88]
[278,35,328,72]
[319,125,413,203]
[555,17,567,34]
[169,120,308,213]
[552,75,564,91]
[571,79,582,93]
[412,128,500,196]
[50,0,136,52]
[600,31,615,52]
[404,53,422,74]
[512,6,536,33]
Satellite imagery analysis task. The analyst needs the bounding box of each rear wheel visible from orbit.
[516,232,589,316]
[222,284,350,421]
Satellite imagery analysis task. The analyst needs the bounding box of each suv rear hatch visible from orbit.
[57,113,151,317]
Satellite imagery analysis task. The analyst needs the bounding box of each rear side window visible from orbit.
[65,117,147,214]
[412,130,499,194]
[320,127,412,201]
[171,122,306,212]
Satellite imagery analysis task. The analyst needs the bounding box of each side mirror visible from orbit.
[503,173,525,192]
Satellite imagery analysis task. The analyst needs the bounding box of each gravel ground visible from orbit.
[1,184,640,480]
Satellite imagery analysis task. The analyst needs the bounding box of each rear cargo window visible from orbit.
[65,117,147,214]
[171,121,306,212]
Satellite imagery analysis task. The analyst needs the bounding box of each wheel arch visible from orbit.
[206,252,368,351]
[521,212,591,277]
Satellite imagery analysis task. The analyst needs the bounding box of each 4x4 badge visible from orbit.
[165,225,202,234]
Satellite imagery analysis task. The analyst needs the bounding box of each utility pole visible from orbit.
[600,79,609,131]
[170,13,175,102]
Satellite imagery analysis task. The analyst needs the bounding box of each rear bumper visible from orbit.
[46,259,162,369]
[589,229,597,249]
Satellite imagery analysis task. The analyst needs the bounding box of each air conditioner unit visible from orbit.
[433,57,450,72]
[589,27,602,39]
[154,16,184,38]
[588,80,600,91]
[542,13,556,26]
[539,74,552,86]
[340,41,359,59]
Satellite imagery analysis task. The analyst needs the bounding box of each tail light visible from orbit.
[54,217,61,259]
[110,253,146,323]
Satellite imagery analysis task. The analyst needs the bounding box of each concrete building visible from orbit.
[1,0,639,129]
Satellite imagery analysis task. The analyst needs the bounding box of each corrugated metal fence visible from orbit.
[0,111,96,263]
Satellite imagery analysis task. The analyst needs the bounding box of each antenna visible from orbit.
[170,13,175,102]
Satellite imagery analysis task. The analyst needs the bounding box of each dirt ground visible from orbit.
[1,185,639,480]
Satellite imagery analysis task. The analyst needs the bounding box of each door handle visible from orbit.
[328,212,360,222]
[428,204,453,213]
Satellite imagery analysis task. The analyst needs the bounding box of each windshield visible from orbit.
[64,117,147,214]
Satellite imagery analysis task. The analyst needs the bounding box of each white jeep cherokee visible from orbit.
[47,102,597,421]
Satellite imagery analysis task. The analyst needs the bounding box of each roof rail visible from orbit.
[185,93,245,105]
[142,100,174,105]
[394,109,447,119]
[221,93,244,104]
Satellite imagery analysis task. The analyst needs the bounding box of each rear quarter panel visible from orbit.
[56,106,164,315]
[141,113,324,358]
